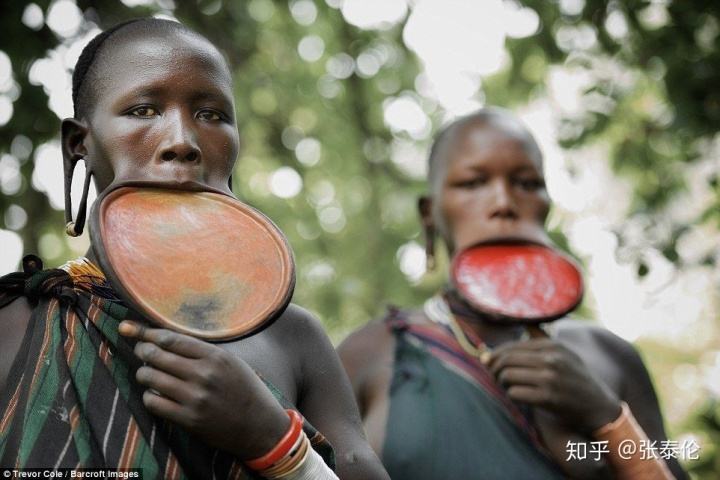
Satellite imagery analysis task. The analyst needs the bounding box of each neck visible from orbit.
[85,246,97,265]
[444,291,526,347]
[455,313,525,348]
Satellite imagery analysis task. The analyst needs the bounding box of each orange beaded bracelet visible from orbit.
[246,409,304,471]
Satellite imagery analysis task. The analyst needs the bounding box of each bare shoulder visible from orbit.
[264,303,330,350]
[553,318,647,388]
[554,319,639,360]
[337,307,429,359]
[338,318,394,360]
[337,311,401,378]
[0,297,34,393]
[336,309,409,414]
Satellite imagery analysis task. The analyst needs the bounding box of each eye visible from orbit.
[451,176,488,189]
[515,178,545,191]
[128,105,160,117]
[196,109,224,122]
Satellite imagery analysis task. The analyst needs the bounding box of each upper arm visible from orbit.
[0,297,33,394]
[283,306,389,480]
[594,329,688,480]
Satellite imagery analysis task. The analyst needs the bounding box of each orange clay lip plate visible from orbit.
[91,186,295,341]
[451,242,583,323]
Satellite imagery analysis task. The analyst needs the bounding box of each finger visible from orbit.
[119,321,211,358]
[489,338,556,360]
[496,367,543,388]
[136,365,193,403]
[142,389,191,426]
[488,351,545,377]
[134,341,197,379]
[505,385,547,405]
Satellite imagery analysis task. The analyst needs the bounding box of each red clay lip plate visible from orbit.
[91,186,295,341]
[450,242,584,323]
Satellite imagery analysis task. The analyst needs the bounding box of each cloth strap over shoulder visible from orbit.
[0,255,335,478]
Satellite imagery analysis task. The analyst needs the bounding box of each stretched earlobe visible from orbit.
[61,118,92,237]
[418,196,436,271]
[424,224,436,271]
[64,165,92,237]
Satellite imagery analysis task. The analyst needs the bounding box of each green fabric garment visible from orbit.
[382,327,566,480]
[0,258,334,477]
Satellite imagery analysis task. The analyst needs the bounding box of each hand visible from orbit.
[118,321,290,460]
[487,338,622,433]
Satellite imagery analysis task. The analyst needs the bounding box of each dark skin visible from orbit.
[338,117,687,479]
[0,29,388,480]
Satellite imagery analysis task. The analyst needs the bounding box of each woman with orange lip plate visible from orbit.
[339,108,686,480]
[0,18,388,480]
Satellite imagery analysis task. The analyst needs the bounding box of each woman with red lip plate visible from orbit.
[0,18,388,480]
[338,108,686,480]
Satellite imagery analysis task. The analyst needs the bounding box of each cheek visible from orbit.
[201,126,239,174]
[519,191,550,222]
[435,190,477,240]
[91,120,156,162]
[439,189,483,224]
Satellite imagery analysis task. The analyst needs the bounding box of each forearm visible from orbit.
[593,403,674,480]
[534,410,614,479]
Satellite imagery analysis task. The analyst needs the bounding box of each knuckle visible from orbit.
[208,348,230,367]
[138,343,158,361]
[191,390,210,409]
[545,352,563,368]
[156,331,176,349]
[198,366,218,386]
[542,389,557,407]
[185,410,203,430]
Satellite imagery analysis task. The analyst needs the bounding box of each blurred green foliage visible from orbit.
[0,1,718,476]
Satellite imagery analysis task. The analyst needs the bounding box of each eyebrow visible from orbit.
[189,91,233,108]
[510,165,541,174]
[464,164,541,175]
[117,86,233,111]
[121,86,163,99]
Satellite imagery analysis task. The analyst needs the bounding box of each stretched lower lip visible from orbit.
[113,173,213,193]
[156,179,210,191]
[456,225,549,251]
[148,164,205,182]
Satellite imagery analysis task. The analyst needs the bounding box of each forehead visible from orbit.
[92,31,233,104]
[437,120,542,178]
[454,124,536,162]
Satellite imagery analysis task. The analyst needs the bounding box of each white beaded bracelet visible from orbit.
[272,446,338,480]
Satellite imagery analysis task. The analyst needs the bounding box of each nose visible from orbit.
[157,111,201,163]
[488,179,519,220]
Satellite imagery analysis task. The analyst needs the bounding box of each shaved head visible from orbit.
[72,18,227,121]
[427,108,543,193]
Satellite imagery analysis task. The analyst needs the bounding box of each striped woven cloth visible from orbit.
[0,256,334,477]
